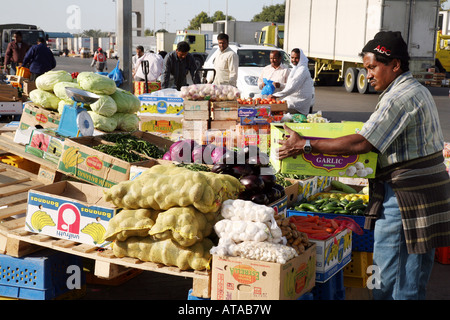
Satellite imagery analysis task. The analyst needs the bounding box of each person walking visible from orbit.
[258,50,290,95]
[22,37,56,80]
[269,48,315,115]
[160,41,200,90]
[212,33,239,87]
[91,48,108,72]
[3,31,30,75]
[132,45,145,78]
[277,31,450,300]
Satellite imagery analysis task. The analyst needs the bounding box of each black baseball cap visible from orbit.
[362,31,409,59]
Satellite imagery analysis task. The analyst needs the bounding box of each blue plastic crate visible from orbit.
[287,210,374,252]
[311,269,345,300]
[0,249,85,300]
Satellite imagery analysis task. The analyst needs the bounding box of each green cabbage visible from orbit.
[90,95,117,117]
[110,88,141,114]
[112,113,140,132]
[35,70,73,92]
[53,82,81,101]
[77,72,117,95]
[88,111,118,133]
[30,89,61,111]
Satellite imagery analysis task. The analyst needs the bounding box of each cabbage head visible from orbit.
[90,95,117,117]
[88,111,118,133]
[112,113,140,132]
[53,82,81,101]
[30,89,61,111]
[110,88,140,114]
[36,70,73,92]
[77,72,117,95]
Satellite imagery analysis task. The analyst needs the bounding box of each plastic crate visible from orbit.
[311,269,345,300]
[0,249,85,300]
[435,247,450,265]
[344,251,373,277]
[0,155,40,174]
[287,210,374,252]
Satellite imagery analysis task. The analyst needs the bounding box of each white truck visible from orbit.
[284,0,440,93]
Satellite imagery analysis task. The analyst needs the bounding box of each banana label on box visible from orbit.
[26,192,115,248]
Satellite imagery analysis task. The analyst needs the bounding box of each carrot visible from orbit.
[297,228,330,234]
[330,219,339,229]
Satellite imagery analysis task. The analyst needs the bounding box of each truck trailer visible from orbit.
[284,0,440,93]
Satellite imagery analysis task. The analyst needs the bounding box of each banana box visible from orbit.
[211,243,316,300]
[24,128,65,165]
[25,181,118,248]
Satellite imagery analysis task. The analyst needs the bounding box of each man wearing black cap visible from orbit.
[277,31,450,300]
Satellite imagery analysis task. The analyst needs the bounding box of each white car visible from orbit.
[202,44,291,98]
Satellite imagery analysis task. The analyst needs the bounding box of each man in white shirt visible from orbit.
[213,33,239,87]
[270,48,315,115]
[134,50,164,82]
[132,45,145,78]
[258,50,290,94]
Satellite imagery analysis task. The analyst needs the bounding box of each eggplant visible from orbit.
[273,183,286,197]
[261,174,277,189]
[230,164,253,178]
[246,153,270,166]
[238,190,255,201]
[218,151,239,166]
[240,175,265,193]
[211,163,228,174]
[267,187,282,203]
[251,193,270,205]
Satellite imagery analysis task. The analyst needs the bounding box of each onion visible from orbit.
[170,139,198,163]
[211,146,228,165]
[162,152,172,161]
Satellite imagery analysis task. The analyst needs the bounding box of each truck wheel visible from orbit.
[357,69,370,94]
[344,68,358,93]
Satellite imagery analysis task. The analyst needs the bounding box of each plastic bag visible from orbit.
[108,60,123,87]
[261,78,275,95]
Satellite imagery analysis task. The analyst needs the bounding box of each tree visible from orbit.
[78,29,109,38]
[187,11,235,30]
[187,11,212,30]
[251,3,285,23]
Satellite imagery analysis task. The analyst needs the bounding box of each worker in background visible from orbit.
[91,48,107,72]
[277,31,450,300]
[258,50,290,95]
[132,45,145,78]
[269,48,315,115]
[161,41,200,91]
[134,50,164,82]
[212,33,239,87]
[3,31,30,75]
[22,37,56,80]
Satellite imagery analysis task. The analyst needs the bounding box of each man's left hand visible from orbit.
[276,124,305,160]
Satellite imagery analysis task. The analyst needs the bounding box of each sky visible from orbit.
[0,0,286,34]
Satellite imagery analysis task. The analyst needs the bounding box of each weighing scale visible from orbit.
[57,88,99,138]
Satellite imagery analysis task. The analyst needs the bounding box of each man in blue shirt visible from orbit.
[22,37,56,80]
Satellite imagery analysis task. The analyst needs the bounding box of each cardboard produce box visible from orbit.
[139,115,183,136]
[134,81,161,96]
[25,181,118,248]
[138,91,183,116]
[57,131,173,188]
[25,128,65,165]
[0,101,22,115]
[211,243,316,300]
[270,122,378,179]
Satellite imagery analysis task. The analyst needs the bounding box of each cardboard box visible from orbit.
[139,115,183,135]
[22,80,37,96]
[210,120,238,131]
[138,92,183,116]
[19,103,61,130]
[0,84,19,102]
[211,101,239,121]
[183,119,210,132]
[25,181,118,248]
[134,81,161,96]
[25,128,65,165]
[57,131,173,188]
[309,229,352,283]
[211,243,316,300]
[270,122,378,178]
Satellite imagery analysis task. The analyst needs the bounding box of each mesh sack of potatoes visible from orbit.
[148,206,216,247]
[104,209,160,242]
[112,236,213,271]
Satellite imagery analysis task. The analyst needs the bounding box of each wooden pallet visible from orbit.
[0,162,211,298]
